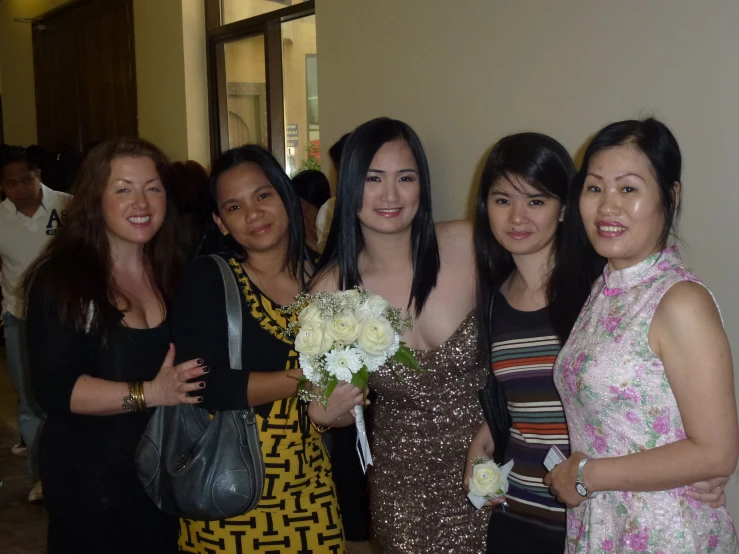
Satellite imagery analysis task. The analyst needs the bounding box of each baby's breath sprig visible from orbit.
[470,456,492,466]
[383,305,414,335]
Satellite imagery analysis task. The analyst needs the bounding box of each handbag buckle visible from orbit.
[175,451,193,473]
[241,411,257,426]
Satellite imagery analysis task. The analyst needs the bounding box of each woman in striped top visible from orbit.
[463,133,602,553]
[463,132,732,553]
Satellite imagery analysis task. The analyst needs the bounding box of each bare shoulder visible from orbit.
[432,220,476,305]
[435,219,472,246]
[436,220,473,264]
[651,280,724,354]
[309,265,340,293]
[656,281,720,324]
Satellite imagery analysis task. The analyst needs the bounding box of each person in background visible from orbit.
[26,145,54,190]
[292,169,330,253]
[170,160,210,260]
[0,145,71,503]
[25,137,207,554]
[49,143,82,193]
[547,118,738,552]
[315,133,350,253]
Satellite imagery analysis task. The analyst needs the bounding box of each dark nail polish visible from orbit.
[203,366,210,373]
[199,382,205,388]
[197,359,204,365]
[197,397,203,403]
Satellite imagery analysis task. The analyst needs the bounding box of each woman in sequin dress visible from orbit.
[312,118,489,552]
[546,118,739,553]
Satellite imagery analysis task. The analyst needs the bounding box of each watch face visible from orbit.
[576,482,588,497]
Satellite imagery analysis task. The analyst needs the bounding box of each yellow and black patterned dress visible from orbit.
[171,256,345,554]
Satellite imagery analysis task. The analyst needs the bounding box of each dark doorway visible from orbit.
[33,0,137,152]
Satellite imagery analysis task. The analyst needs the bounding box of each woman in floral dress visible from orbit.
[546,118,739,553]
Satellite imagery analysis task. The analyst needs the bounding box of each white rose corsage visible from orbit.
[467,458,515,509]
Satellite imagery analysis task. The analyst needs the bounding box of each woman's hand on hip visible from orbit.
[685,476,730,508]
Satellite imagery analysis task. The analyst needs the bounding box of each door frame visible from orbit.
[204,0,315,166]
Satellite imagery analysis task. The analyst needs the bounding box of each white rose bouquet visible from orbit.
[284,287,423,471]
[466,458,515,509]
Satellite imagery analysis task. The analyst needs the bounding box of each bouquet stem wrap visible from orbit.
[354,405,373,473]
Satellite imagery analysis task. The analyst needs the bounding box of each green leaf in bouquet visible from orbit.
[393,344,427,373]
[351,367,370,391]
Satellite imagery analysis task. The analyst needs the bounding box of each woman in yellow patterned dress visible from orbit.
[171,145,364,554]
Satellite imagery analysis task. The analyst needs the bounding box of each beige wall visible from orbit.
[316,0,739,513]
[0,0,209,165]
[133,0,188,161]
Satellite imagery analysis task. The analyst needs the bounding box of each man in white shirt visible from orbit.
[0,146,72,502]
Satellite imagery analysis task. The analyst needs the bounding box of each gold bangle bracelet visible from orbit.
[122,381,148,413]
[137,381,148,412]
[309,415,340,434]
[122,382,137,412]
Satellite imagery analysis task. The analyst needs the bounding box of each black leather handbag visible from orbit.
[478,294,512,465]
[135,255,265,521]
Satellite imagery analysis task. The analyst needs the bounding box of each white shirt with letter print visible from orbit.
[0,183,72,318]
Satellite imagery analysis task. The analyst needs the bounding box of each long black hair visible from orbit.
[474,133,604,349]
[314,118,440,314]
[568,117,682,251]
[209,144,311,285]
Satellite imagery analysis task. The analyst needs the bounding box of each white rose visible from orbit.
[468,460,502,497]
[355,295,390,321]
[298,303,324,324]
[294,321,334,356]
[338,289,361,309]
[325,312,361,344]
[357,317,395,357]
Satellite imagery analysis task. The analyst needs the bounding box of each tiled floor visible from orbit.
[0,347,48,554]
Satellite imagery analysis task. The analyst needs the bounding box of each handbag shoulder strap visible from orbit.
[208,255,243,371]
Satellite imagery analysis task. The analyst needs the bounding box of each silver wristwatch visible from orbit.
[575,458,590,497]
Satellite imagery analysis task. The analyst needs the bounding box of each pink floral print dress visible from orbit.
[554,246,738,553]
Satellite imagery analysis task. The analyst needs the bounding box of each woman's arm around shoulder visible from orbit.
[435,219,476,306]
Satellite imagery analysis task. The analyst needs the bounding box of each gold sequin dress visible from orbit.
[369,312,489,553]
